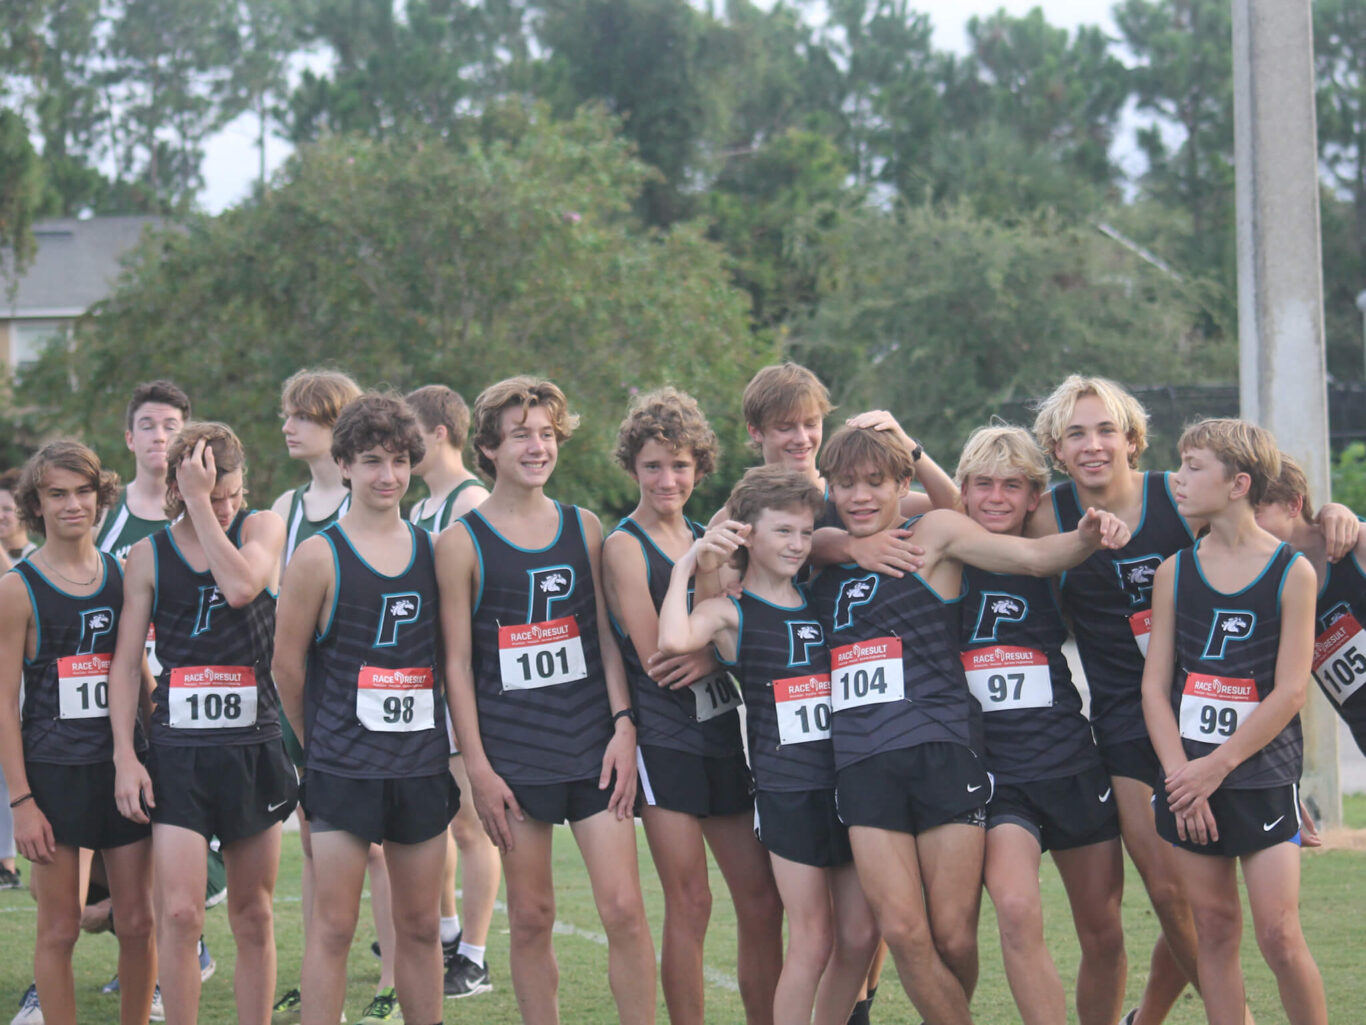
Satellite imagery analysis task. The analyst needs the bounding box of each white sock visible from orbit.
[440,915,461,945]
[457,942,485,968]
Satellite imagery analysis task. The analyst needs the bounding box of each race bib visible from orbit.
[168,665,258,729]
[773,673,832,745]
[691,672,741,722]
[356,666,436,732]
[1130,609,1152,657]
[960,646,1052,712]
[1178,672,1258,744]
[1312,614,1366,706]
[57,653,111,720]
[830,637,905,712]
[498,616,588,690]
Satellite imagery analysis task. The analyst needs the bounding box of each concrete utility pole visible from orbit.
[1233,0,1341,826]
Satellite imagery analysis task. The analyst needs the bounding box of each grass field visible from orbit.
[4,796,1365,1024]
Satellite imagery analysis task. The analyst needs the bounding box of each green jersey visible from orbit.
[283,483,349,566]
[96,489,166,561]
[408,478,483,534]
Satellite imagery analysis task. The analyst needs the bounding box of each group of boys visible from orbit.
[1,361,1360,1025]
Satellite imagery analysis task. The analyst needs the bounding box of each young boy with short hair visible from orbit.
[110,422,293,1025]
[658,464,879,1025]
[1031,375,1355,1025]
[405,385,489,534]
[436,376,656,1025]
[603,388,783,1025]
[97,380,191,561]
[275,393,456,1025]
[0,442,157,1025]
[811,423,1128,1025]
[1141,418,1326,1025]
[954,425,1125,1025]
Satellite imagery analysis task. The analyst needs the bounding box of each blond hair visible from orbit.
[470,377,579,478]
[281,368,362,429]
[1178,418,1281,507]
[819,425,917,484]
[955,424,1049,494]
[1033,375,1148,470]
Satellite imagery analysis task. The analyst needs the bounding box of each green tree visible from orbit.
[0,109,44,294]
[956,10,1128,199]
[102,0,240,210]
[536,0,708,226]
[786,200,1232,457]
[1315,0,1366,380]
[285,0,528,143]
[1115,0,1235,286]
[20,107,771,515]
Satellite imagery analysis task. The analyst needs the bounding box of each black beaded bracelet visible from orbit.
[9,792,34,809]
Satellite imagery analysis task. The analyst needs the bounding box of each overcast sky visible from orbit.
[199,0,1121,213]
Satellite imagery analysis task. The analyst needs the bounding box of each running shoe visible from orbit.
[356,987,403,1024]
[10,984,42,1025]
[149,985,164,1022]
[0,866,21,890]
[443,954,492,999]
[270,988,301,1024]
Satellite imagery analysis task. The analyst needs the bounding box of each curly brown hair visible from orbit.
[613,387,718,479]
[331,393,426,483]
[16,441,120,537]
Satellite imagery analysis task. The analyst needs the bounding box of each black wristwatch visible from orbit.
[612,707,637,727]
[909,439,924,462]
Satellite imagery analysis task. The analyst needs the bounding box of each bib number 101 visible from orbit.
[517,647,572,681]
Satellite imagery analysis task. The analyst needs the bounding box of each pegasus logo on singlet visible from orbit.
[1320,601,1353,633]
[375,592,423,647]
[832,574,879,631]
[193,585,227,636]
[77,607,115,655]
[1201,609,1257,660]
[1114,555,1162,608]
[787,621,825,667]
[527,566,574,622]
[970,592,1028,643]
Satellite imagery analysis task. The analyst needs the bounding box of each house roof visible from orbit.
[3,216,165,318]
